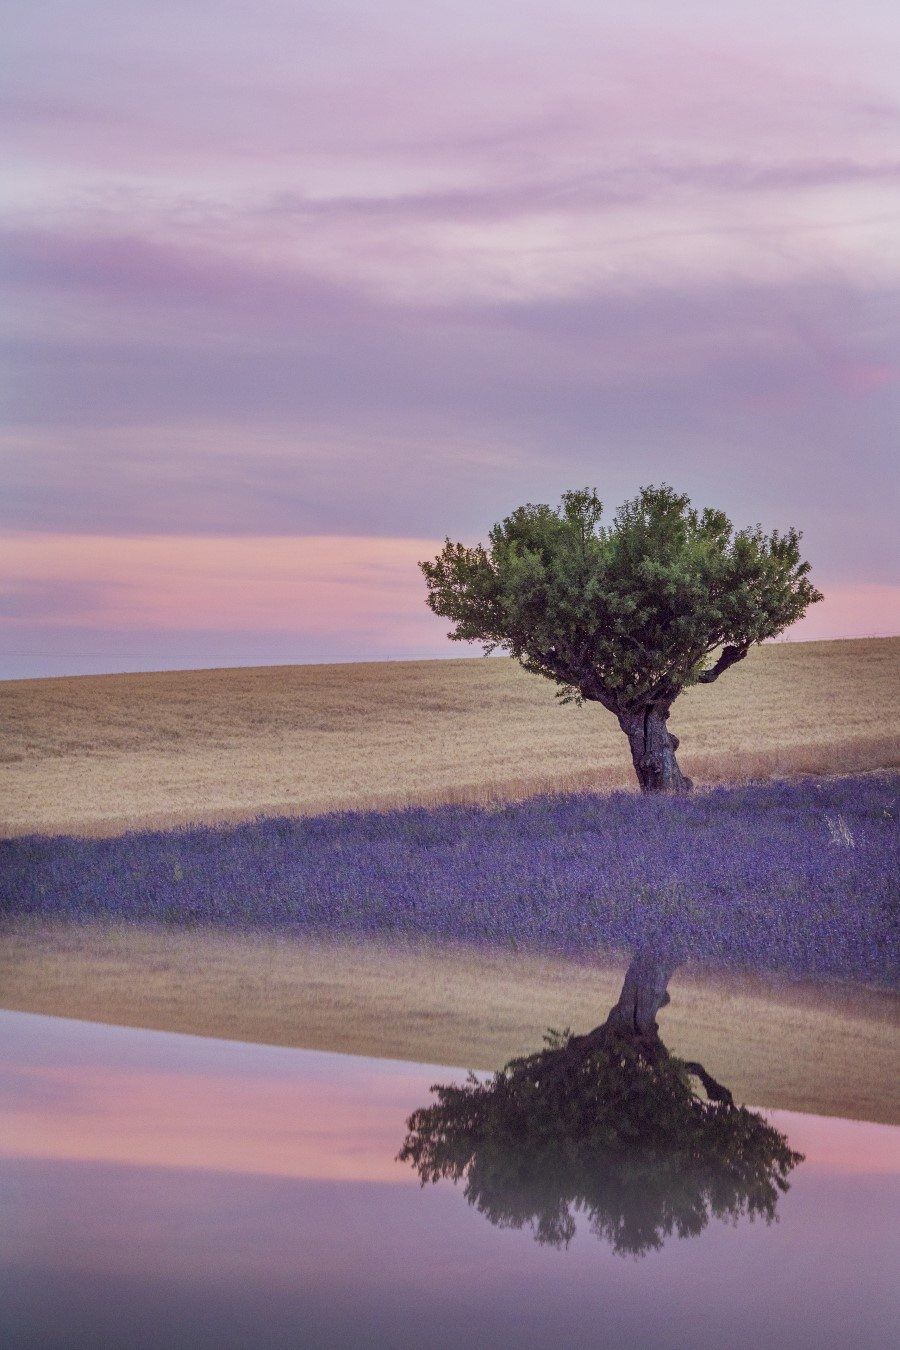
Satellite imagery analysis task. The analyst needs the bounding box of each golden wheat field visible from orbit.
[1,636,898,837]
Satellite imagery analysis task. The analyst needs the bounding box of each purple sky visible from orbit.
[2,1,898,677]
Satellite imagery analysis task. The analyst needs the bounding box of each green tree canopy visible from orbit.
[421,485,821,790]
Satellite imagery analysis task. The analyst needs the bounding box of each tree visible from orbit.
[421,485,821,792]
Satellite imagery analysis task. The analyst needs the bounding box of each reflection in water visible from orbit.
[400,1034,801,1255]
[401,948,803,1255]
[2,1011,898,1350]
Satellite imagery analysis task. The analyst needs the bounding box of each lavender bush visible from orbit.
[2,774,897,987]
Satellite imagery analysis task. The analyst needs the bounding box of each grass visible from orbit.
[2,921,897,1124]
[1,636,898,837]
[2,773,896,1124]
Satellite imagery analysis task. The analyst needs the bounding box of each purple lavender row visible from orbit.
[2,774,897,987]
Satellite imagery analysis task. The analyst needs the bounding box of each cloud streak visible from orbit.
[1,533,896,679]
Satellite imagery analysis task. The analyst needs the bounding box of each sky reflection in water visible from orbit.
[1,1010,897,1349]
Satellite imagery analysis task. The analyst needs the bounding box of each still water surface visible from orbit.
[1,1010,897,1349]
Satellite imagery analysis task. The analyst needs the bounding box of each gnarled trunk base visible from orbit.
[619,703,692,793]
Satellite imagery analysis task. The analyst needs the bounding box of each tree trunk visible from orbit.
[603,946,680,1042]
[619,703,692,793]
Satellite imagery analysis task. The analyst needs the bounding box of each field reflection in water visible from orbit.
[1,1010,897,1349]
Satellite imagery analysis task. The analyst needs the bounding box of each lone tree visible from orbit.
[421,485,821,792]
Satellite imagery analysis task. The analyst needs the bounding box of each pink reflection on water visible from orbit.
[0,1013,440,1182]
[1,1010,896,1182]
[2,1010,898,1349]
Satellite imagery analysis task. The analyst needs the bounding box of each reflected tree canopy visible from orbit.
[400,950,803,1256]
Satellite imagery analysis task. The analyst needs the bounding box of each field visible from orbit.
[3,773,898,1121]
[6,776,896,987]
[1,636,898,838]
[1,638,897,1127]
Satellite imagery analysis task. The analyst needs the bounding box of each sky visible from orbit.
[2,1,898,677]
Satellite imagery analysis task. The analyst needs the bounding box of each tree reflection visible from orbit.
[399,950,803,1256]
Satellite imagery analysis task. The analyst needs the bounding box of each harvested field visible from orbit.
[1,637,897,838]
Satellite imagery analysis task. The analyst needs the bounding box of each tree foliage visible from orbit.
[420,484,822,714]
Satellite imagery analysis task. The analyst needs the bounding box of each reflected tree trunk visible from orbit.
[569,945,733,1105]
[603,946,680,1041]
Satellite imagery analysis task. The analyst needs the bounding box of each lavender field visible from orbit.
[3,775,897,988]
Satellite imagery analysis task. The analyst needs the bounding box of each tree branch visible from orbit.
[697,644,749,684]
[577,671,619,712]
[682,1061,734,1106]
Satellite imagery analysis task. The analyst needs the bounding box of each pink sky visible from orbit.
[2,2,898,675]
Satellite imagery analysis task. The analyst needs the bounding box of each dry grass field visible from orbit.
[1,636,898,838]
[2,922,897,1124]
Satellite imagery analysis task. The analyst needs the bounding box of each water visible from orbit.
[1,1010,897,1349]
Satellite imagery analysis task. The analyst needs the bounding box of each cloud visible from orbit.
[261,159,900,230]
[0,576,109,621]
[1,225,897,589]
[4,1,898,171]
[1,1,898,671]
[0,532,446,638]
[4,228,896,411]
